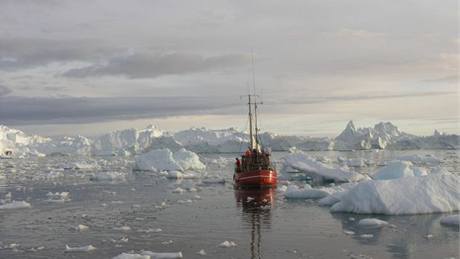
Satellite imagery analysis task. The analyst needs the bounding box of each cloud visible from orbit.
[63,52,249,78]
[0,96,242,124]
[0,38,119,70]
[0,85,12,96]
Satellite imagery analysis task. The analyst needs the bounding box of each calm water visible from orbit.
[0,150,458,258]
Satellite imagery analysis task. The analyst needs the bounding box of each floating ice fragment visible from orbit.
[77,224,89,231]
[219,240,237,247]
[343,230,355,235]
[65,244,96,252]
[114,226,131,231]
[359,234,374,239]
[137,228,162,233]
[357,218,388,228]
[0,200,31,209]
[140,251,183,258]
[172,187,185,194]
[112,253,150,259]
[197,249,207,255]
[161,240,174,245]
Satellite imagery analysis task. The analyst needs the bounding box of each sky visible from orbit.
[0,0,458,137]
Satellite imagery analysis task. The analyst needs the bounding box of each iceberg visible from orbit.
[64,244,96,252]
[372,161,428,180]
[280,151,365,183]
[330,173,460,215]
[92,125,164,156]
[135,148,205,172]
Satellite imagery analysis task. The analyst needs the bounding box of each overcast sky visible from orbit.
[0,0,458,137]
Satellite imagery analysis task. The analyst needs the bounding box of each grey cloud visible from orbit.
[1,91,454,125]
[0,85,12,96]
[63,53,249,78]
[0,96,242,125]
[0,38,120,70]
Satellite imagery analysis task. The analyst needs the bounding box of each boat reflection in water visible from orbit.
[235,187,275,259]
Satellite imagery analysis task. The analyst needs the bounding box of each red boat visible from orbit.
[233,94,277,187]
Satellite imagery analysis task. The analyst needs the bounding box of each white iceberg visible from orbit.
[330,173,460,215]
[135,148,205,172]
[281,151,365,183]
[219,240,237,247]
[65,244,96,252]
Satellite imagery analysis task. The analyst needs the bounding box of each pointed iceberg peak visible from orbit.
[433,129,442,137]
[345,120,356,131]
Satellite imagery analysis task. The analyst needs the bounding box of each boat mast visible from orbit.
[251,53,259,151]
[248,94,254,149]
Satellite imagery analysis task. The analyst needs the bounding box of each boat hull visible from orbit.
[233,169,277,187]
